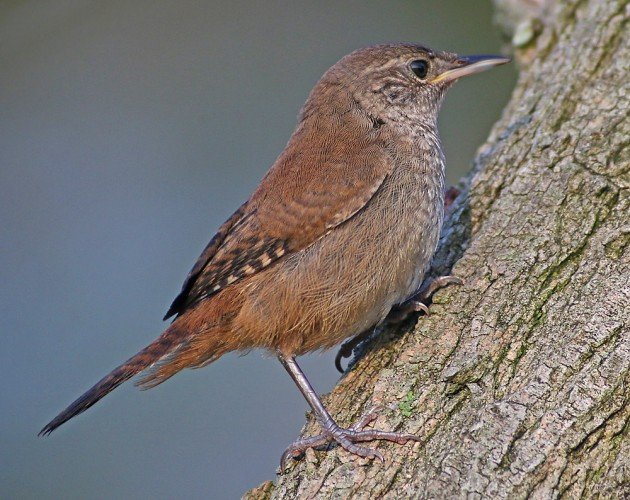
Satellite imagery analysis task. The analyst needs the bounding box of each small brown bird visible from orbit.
[40,44,509,466]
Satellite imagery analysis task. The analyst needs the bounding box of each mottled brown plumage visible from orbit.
[40,44,509,464]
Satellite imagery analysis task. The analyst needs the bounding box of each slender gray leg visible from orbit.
[278,353,419,469]
[278,354,339,435]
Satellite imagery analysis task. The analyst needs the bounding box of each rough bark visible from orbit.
[246,0,629,497]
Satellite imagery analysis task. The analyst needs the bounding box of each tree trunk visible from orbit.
[246,0,629,497]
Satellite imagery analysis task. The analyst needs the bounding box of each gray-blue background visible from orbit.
[1,1,515,498]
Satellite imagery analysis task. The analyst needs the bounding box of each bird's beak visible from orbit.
[430,55,511,84]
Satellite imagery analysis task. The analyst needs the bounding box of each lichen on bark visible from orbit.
[245,0,629,497]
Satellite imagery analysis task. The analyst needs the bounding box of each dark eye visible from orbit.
[410,59,429,79]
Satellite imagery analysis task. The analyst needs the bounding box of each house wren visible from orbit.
[40,44,509,466]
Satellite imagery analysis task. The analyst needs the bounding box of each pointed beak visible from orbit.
[430,55,511,84]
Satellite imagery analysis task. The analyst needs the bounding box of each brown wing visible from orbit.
[164,108,393,319]
[163,201,249,319]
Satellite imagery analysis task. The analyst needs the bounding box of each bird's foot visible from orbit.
[280,407,419,470]
[334,275,463,373]
[334,328,374,373]
[389,275,463,323]
[385,298,430,324]
[335,276,464,373]
[417,275,464,303]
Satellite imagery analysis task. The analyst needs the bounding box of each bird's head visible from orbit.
[304,43,510,128]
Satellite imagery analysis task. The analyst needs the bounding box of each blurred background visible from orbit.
[1,1,515,498]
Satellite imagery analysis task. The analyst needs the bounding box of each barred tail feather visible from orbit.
[39,324,187,436]
[135,329,232,390]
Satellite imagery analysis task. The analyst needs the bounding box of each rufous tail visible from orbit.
[39,323,187,436]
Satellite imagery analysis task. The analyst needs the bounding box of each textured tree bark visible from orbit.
[245,0,629,497]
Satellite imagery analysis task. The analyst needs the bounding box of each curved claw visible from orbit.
[281,435,329,470]
[334,328,375,373]
[409,300,430,315]
[418,275,464,303]
[389,275,464,323]
[334,341,354,373]
[386,298,430,324]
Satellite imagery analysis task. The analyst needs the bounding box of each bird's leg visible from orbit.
[278,353,419,469]
[334,275,463,372]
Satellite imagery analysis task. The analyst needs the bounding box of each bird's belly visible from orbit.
[238,163,445,355]
[348,161,445,304]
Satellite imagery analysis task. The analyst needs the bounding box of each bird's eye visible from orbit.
[410,59,429,79]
